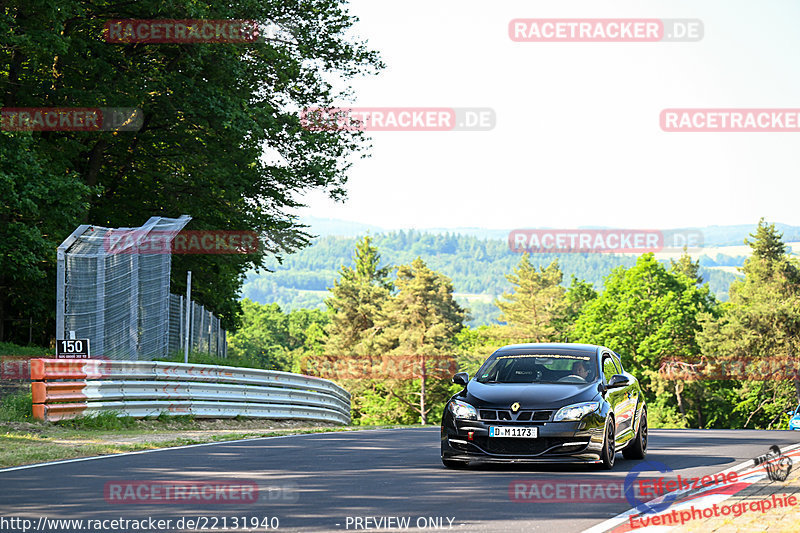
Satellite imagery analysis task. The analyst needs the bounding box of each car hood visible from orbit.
[463,381,599,409]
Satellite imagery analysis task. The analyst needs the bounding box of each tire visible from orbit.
[599,417,616,470]
[622,408,648,460]
[442,458,469,469]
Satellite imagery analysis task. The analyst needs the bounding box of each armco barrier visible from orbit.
[30,359,350,424]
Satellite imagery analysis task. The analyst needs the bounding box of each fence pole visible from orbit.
[184,271,192,364]
[128,252,138,360]
[207,312,212,355]
[199,306,205,353]
[179,295,184,354]
[217,319,222,357]
[97,252,106,358]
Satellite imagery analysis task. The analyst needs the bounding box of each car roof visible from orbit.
[494,343,603,354]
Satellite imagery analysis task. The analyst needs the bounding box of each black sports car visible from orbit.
[440,343,647,469]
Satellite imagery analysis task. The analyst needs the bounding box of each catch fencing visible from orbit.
[56,216,227,360]
[30,358,350,424]
[167,295,227,358]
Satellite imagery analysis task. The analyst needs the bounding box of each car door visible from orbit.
[601,352,626,437]
[611,352,637,438]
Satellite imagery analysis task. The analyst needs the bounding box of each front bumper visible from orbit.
[441,413,606,463]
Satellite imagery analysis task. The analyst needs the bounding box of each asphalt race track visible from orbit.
[1,428,799,532]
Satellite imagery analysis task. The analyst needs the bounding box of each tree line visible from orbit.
[241,231,743,325]
[229,220,800,429]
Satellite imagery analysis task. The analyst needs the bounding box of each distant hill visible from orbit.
[301,217,800,247]
[300,217,385,237]
[240,220,797,326]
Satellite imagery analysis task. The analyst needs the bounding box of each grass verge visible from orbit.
[0,417,411,469]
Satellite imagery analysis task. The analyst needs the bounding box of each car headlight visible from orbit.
[448,400,478,420]
[554,401,600,421]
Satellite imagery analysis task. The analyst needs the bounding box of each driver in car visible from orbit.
[572,360,592,381]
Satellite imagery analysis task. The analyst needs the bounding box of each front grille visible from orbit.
[475,436,589,456]
[477,437,558,455]
[479,409,553,422]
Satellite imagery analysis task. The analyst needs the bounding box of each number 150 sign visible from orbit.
[56,339,91,359]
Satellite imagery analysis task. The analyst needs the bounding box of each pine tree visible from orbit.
[324,236,391,355]
[494,255,567,341]
[745,218,787,261]
[376,258,466,424]
[670,248,703,285]
[699,219,800,427]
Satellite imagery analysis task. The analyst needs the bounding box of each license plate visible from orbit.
[489,426,538,438]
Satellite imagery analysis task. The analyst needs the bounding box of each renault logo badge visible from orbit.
[511,402,520,412]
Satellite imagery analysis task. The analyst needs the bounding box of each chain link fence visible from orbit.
[167,294,227,357]
[56,216,227,361]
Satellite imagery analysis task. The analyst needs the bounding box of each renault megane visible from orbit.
[440,343,647,469]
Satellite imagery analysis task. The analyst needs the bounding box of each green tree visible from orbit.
[227,299,329,370]
[697,219,800,428]
[227,300,292,370]
[0,133,91,343]
[324,235,392,354]
[495,255,567,341]
[376,258,466,424]
[553,275,597,341]
[670,249,703,285]
[1,0,384,333]
[572,253,717,427]
[746,217,788,261]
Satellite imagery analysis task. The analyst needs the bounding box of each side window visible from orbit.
[602,355,618,382]
[612,353,624,373]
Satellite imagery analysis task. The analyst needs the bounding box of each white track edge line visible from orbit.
[582,440,800,533]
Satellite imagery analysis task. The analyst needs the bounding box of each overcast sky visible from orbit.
[294,0,800,231]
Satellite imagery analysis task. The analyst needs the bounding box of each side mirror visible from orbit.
[452,372,469,386]
[607,374,630,389]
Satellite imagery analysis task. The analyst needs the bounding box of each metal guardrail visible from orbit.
[30,359,350,424]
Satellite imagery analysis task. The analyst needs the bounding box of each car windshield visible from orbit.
[475,353,597,384]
